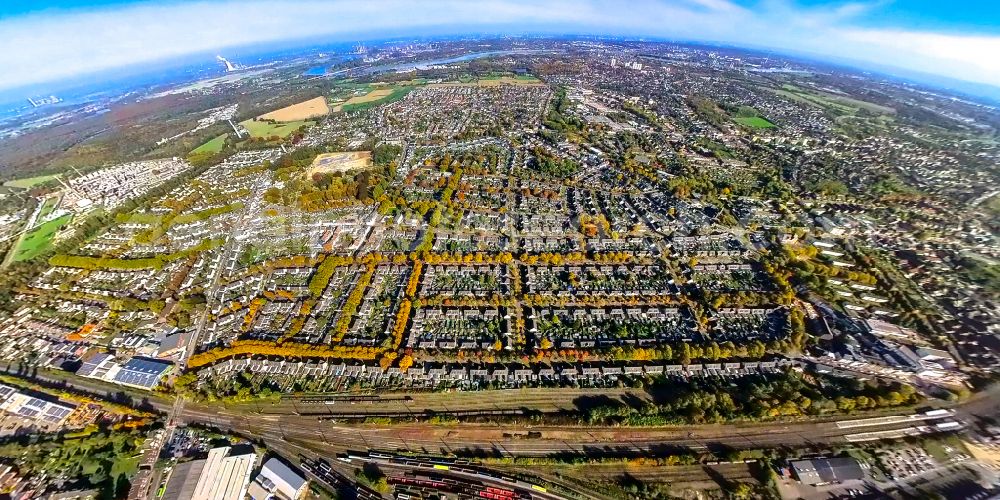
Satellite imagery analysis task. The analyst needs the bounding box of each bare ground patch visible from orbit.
[259,96,330,121]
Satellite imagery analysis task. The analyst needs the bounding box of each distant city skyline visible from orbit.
[1,0,999,95]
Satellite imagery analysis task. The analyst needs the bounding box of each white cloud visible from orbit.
[0,0,997,91]
[834,29,1000,86]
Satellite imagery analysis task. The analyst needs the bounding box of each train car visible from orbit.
[486,486,516,496]
[529,484,548,493]
[935,420,964,431]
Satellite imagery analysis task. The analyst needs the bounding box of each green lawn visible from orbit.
[37,196,59,219]
[240,119,313,139]
[190,133,228,154]
[14,214,72,262]
[986,193,1000,216]
[734,116,775,128]
[339,86,413,113]
[117,212,164,225]
[922,435,969,463]
[3,174,59,189]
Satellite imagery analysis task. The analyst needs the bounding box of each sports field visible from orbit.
[190,133,228,154]
[13,214,72,262]
[3,174,59,189]
[240,119,313,139]
[734,116,775,128]
[259,96,330,122]
[306,151,373,176]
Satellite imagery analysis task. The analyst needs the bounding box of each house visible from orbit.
[0,384,75,425]
[157,332,189,359]
[915,347,957,370]
[76,351,121,380]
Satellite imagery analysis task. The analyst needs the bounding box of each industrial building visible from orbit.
[161,446,257,500]
[790,457,865,485]
[248,457,308,500]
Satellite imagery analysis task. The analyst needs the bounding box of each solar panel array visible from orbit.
[15,397,45,419]
[10,396,74,423]
[113,357,172,389]
[0,384,17,400]
[43,404,74,423]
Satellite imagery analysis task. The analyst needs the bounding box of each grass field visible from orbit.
[774,84,895,115]
[307,151,373,176]
[338,86,414,113]
[985,193,1000,216]
[733,116,775,128]
[240,119,313,139]
[259,96,330,122]
[393,78,430,86]
[477,75,543,86]
[37,196,59,219]
[190,133,228,154]
[922,435,968,463]
[3,174,59,189]
[428,75,544,88]
[332,88,395,111]
[14,214,71,262]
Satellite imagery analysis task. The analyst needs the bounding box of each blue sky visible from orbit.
[0,0,999,93]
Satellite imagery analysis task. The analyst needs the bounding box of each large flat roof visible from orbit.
[791,457,864,484]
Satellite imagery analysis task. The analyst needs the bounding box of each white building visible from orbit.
[248,457,308,500]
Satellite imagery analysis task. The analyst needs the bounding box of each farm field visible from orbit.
[307,151,373,176]
[773,84,895,115]
[190,133,228,154]
[477,75,544,86]
[3,174,59,189]
[258,96,331,122]
[331,88,395,111]
[429,76,544,88]
[13,213,72,262]
[734,116,775,128]
[240,119,313,139]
